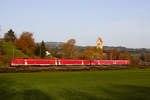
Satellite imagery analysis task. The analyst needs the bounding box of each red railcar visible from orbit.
[10,59,130,66]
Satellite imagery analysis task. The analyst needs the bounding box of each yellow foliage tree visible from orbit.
[62,39,78,59]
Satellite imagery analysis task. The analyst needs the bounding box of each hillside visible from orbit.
[0,42,30,66]
[2,42,29,59]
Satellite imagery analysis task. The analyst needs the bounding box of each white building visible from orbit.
[46,51,51,56]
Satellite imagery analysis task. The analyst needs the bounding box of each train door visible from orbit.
[55,60,57,65]
[25,59,27,65]
[82,60,84,65]
[58,60,61,65]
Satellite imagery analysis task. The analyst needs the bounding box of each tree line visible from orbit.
[1,29,131,60]
[1,29,150,66]
[2,29,47,58]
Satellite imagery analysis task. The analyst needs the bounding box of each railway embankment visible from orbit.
[0,65,149,73]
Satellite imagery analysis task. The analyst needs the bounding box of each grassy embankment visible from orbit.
[0,69,150,100]
[0,42,29,66]
[2,42,29,59]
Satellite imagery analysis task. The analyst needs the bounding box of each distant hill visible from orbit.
[45,42,129,51]
[45,42,64,48]
[45,42,150,53]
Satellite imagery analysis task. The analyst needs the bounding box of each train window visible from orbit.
[49,61,51,63]
[21,61,24,62]
[37,61,39,62]
[34,61,36,62]
[40,61,42,63]
[46,61,48,63]
[13,60,16,63]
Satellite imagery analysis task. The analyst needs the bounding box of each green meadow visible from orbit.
[0,69,150,100]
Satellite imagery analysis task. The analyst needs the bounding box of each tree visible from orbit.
[119,50,131,60]
[40,40,46,58]
[4,29,16,42]
[105,50,113,60]
[112,48,120,60]
[93,48,103,60]
[82,47,95,59]
[62,39,78,59]
[34,43,40,56]
[15,32,35,56]
[140,53,145,61]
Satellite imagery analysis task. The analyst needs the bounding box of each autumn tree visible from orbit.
[40,40,46,58]
[105,50,113,60]
[112,48,120,60]
[130,56,140,68]
[119,50,131,60]
[82,47,95,59]
[93,48,103,59]
[142,53,150,62]
[62,39,78,59]
[4,29,16,42]
[34,43,40,56]
[15,32,35,56]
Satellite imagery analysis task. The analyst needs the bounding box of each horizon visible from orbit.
[0,0,150,48]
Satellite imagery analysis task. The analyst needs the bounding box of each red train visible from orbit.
[10,59,130,66]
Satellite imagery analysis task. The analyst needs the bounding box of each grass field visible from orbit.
[0,69,150,100]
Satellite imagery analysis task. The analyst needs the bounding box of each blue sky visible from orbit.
[0,0,150,48]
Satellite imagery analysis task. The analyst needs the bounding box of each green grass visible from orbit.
[0,69,150,100]
[2,42,29,60]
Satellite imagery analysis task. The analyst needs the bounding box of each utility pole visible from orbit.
[12,37,15,59]
[13,47,14,59]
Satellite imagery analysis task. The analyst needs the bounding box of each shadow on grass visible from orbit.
[0,78,52,100]
[0,77,150,100]
[58,84,150,100]
[59,89,108,100]
[98,84,150,100]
